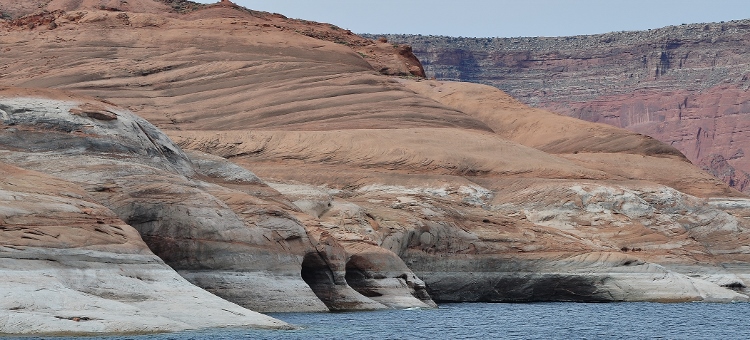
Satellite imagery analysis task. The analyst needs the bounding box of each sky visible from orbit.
[192,0,750,38]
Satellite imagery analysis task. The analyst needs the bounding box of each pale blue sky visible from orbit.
[194,0,750,37]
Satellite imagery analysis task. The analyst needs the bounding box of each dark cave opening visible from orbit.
[344,255,383,298]
[300,252,337,304]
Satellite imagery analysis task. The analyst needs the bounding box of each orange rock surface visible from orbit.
[2,1,750,335]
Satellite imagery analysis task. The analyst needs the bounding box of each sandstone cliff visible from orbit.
[0,161,289,334]
[3,0,750,336]
[376,21,750,192]
[173,79,750,303]
[0,87,433,318]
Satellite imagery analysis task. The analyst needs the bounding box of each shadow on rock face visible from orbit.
[426,273,606,303]
[345,259,384,298]
[345,254,437,309]
[300,252,387,311]
[301,252,337,296]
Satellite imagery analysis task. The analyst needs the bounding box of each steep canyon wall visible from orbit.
[376,19,750,192]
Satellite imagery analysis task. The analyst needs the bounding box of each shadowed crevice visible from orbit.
[300,252,338,305]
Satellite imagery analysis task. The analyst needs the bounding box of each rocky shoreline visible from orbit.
[2,1,750,336]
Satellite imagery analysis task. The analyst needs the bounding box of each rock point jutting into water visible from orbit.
[2,0,750,336]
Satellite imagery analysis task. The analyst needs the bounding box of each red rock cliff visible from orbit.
[379,20,750,192]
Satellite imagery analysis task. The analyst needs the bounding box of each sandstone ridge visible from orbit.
[0,162,289,335]
[3,2,750,336]
[0,88,434,334]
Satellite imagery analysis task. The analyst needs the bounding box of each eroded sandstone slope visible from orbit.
[173,79,750,303]
[0,87,434,317]
[379,21,750,192]
[2,2,750,336]
[0,161,289,334]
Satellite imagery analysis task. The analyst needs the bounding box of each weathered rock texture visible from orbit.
[375,21,750,192]
[173,79,750,303]
[0,88,322,316]
[0,86,434,309]
[3,1,750,335]
[0,162,289,335]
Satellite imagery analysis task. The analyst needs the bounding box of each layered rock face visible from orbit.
[3,1,750,335]
[173,79,750,303]
[0,162,289,334]
[0,87,434,335]
[0,1,439,326]
[0,89,322,316]
[376,21,750,192]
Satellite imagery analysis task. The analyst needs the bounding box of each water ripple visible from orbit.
[25,302,750,340]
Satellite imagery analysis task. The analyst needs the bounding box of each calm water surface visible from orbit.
[12,302,750,339]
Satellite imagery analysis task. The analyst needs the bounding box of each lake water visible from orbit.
[13,302,750,339]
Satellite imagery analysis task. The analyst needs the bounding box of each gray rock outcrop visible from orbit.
[0,162,289,335]
[0,88,435,331]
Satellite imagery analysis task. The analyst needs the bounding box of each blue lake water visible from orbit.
[12,302,750,339]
